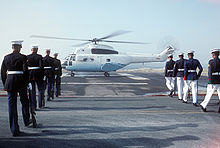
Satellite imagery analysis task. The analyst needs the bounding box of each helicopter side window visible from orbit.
[70,55,76,61]
[91,48,118,54]
[106,59,111,62]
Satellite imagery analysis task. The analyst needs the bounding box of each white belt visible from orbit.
[7,71,24,74]
[212,72,220,75]
[167,70,173,72]
[28,67,40,70]
[178,69,184,72]
[55,68,59,70]
[44,66,52,69]
[188,70,196,72]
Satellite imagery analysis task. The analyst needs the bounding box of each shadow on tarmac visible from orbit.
[40,106,167,111]
[0,134,200,148]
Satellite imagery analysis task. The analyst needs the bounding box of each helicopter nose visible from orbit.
[61,60,68,68]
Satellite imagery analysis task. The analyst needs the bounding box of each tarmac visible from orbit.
[0,72,220,148]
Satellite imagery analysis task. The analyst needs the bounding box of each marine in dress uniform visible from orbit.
[183,50,203,106]
[27,45,44,109]
[165,54,176,97]
[173,52,185,100]
[200,49,220,112]
[43,49,55,102]
[53,53,62,97]
[1,41,30,136]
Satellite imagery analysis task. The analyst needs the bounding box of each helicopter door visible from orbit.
[67,55,76,66]
[75,55,101,71]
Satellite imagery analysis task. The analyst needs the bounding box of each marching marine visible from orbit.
[53,53,62,97]
[200,49,220,112]
[43,49,55,102]
[1,41,31,136]
[173,52,185,100]
[27,45,44,109]
[183,50,203,106]
[165,54,176,97]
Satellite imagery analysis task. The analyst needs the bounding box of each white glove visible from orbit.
[28,83,32,90]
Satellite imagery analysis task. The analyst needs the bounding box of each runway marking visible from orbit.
[62,73,128,78]
[61,82,148,85]
[62,73,149,80]
[118,73,150,80]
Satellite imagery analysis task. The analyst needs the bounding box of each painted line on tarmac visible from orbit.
[118,73,150,80]
[61,82,148,85]
[112,110,204,114]
[62,73,129,78]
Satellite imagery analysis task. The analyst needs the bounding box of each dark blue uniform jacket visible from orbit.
[173,58,185,77]
[43,55,55,78]
[27,53,44,80]
[54,58,62,76]
[1,52,29,91]
[184,58,203,80]
[165,59,175,77]
[208,57,220,84]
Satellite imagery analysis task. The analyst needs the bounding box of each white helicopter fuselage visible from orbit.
[62,44,175,74]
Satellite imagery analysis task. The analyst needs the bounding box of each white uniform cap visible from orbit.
[45,48,51,51]
[187,50,194,54]
[211,49,219,53]
[168,54,173,57]
[11,40,23,45]
[31,45,38,49]
[178,52,184,56]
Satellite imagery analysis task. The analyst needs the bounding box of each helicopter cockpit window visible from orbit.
[70,55,76,61]
[91,48,118,54]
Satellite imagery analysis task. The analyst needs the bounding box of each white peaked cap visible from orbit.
[45,48,51,51]
[187,50,194,54]
[168,54,173,57]
[31,45,38,49]
[211,49,220,53]
[11,40,23,45]
[178,52,184,56]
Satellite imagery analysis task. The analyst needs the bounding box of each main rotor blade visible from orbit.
[100,40,150,44]
[30,35,89,41]
[99,30,131,40]
[72,41,91,47]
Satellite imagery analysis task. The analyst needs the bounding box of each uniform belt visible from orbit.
[178,69,184,72]
[28,67,40,70]
[44,66,52,69]
[7,71,24,74]
[167,70,173,72]
[55,68,59,70]
[188,70,196,72]
[212,72,220,75]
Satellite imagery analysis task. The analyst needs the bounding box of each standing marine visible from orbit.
[27,45,44,109]
[200,49,220,113]
[1,40,31,136]
[53,53,62,97]
[173,52,185,100]
[43,49,55,102]
[165,54,176,97]
[183,50,203,106]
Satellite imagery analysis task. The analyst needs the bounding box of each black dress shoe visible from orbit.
[178,99,182,101]
[182,101,187,104]
[193,103,198,107]
[200,105,207,112]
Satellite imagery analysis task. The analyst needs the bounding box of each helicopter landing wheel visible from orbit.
[71,72,75,77]
[104,72,110,77]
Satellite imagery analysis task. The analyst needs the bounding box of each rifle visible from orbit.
[28,83,37,128]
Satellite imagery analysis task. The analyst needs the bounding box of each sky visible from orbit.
[0,0,220,68]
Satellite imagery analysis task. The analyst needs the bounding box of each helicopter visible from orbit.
[31,31,176,77]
